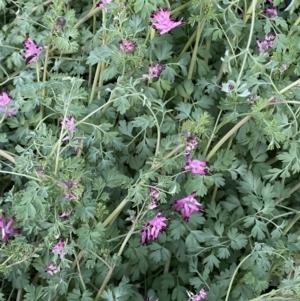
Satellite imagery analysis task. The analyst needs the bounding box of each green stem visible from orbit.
[184,20,205,103]
[236,0,256,87]
[89,62,102,104]
[225,253,252,301]
[74,7,100,29]
[206,115,251,161]
[93,222,137,301]
[171,3,189,16]
[0,170,41,181]
[179,30,196,56]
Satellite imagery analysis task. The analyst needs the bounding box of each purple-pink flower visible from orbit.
[23,37,44,64]
[256,34,275,53]
[0,92,17,116]
[143,63,164,79]
[63,191,77,200]
[51,239,66,259]
[59,211,72,218]
[0,92,12,107]
[141,211,168,245]
[96,0,112,9]
[183,154,209,176]
[119,39,136,53]
[172,192,203,221]
[61,116,76,141]
[0,213,21,243]
[187,288,207,301]
[45,263,60,275]
[149,6,183,35]
[265,7,277,19]
[145,297,159,301]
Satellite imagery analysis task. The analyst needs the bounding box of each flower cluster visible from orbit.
[23,37,44,64]
[187,288,207,301]
[183,154,209,176]
[0,91,16,116]
[51,239,66,260]
[61,116,76,141]
[256,34,275,53]
[143,63,164,79]
[59,211,72,218]
[185,136,199,154]
[0,213,21,243]
[149,6,183,35]
[141,211,168,245]
[96,0,112,10]
[119,39,136,53]
[172,192,203,221]
[45,263,60,275]
[264,7,277,19]
[149,186,159,209]
[63,180,78,200]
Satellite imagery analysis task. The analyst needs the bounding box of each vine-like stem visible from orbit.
[236,0,256,87]
[41,27,55,118]
[184,20,205,103]
[74,7,100,29]
[179,30,196,56]
[225,253,252,301]
[89,62,102,104]
[93,221,137,301]
[206,115,251,161]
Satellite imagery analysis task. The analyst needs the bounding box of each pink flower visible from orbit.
[63,191,77,200]
[172,192,203,221]
[145,298,159,301]
[150,186,159,201]
[119,39,136,53]
[96,0,112,9]
[187,288,207,301]
[256,34,275,53]
[59,211,72,218]
[0,92,12,106]
[51,239,66,259]
[7,108,17,116]
[45,263,60,275]
[0,213,21,243]
[143,63,164,79]
[61,116,76,141]
[183,154,209,176]
[265,7,277,19]
[23,37,44,64]
[141,211,168,245]
[149,6,184,35]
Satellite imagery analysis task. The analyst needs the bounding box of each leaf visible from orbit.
[86,45,116,65]
[149,242,170,263]
[171,284,187,301]
[217,247,230,259]
[175,102,192,120]
[153,42,173,61]
[76,223,106,250]
[170,220,186,240]
[203,253,220,271]
[227,228,248,250]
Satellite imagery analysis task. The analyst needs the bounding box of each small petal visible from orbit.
[0,92,12,106]
[23,37,44,64]
[150,6,183,35]
[141,211,168,245]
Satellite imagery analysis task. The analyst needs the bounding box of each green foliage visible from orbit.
[1,0,300,300]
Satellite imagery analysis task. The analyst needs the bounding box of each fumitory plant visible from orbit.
[2,0,300,300]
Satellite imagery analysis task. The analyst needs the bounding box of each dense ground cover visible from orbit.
[1,0,300,300]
